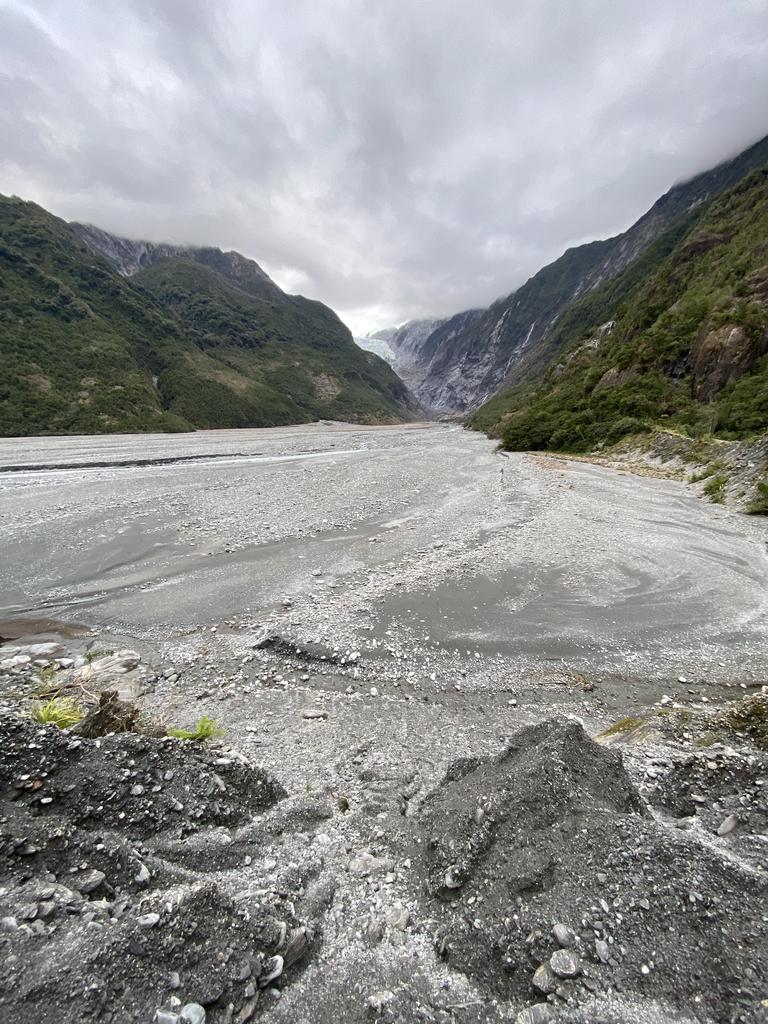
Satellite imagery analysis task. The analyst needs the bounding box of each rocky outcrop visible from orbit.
[71,222,283,301]
[691,322,768,400]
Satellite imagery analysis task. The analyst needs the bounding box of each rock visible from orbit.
[258,954,284,988]
[386,907,409,931]
[349,852,394,876]
[302,709,327,720]
[717,813,738,836]
[75,869,106,894]
[367,990,394,1012]
[168,972,181,990]
[282,926,309,968]
[231,961,252,982]
[515,1005,556,1024]
[79,650,141,677]
[595,939,611,963]
[179,1005,206,1024]
[552,922,576,948]
[532,963,557,994]
[550,948,581,978]
[135,863,151,885]
[444,865,463,889]
[155,1013,180,1024]
[363,917,385,945]
[138,912,160,928]
[236,997,259,1024]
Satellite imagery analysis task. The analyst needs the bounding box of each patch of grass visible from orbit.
[703,472,728,503]
[716,694,768,750]
[689,460,724,483]
[168,715,224,742]
[747,477,768,515]
[85,648,114,664]
[31,696,84,728]
[597,715,645,738]
[694,731,718,748]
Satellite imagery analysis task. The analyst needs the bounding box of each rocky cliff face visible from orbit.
[394,134,768,413]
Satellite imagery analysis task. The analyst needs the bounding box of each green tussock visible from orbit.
[597,715,645,738]
[31,696,84,728]
[168,716,225,742]
[689,460,725,483]
[703,472,728,503]
[85,648,114,664]
[747,477,768,515]
[716,694,768,750]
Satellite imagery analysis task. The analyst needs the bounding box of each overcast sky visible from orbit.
[2,0,768,335]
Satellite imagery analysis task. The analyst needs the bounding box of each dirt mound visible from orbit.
[415,718,767,1024]
[0,713,284,841]
[420,719,644,897]
[0,714,314,1023]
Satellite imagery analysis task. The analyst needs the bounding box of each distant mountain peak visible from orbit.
[71,223,282,301]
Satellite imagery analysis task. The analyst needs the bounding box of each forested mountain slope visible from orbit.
[469,166,768,452]
[0,198,415,436]
[395,134,768,413]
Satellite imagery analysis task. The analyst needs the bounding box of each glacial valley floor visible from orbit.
[0,422,766,1024]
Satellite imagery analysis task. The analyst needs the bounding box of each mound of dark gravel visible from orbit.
[416,719,767,1024]
[0,714,313,1024]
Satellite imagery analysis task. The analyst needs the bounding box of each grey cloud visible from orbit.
[1,0,767,334]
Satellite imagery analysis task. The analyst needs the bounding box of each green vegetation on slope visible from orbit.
[132,258,413,428]
[468,167,768,452]
[0,196,413,436]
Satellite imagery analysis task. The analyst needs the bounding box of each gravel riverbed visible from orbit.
[0,423,766,1024]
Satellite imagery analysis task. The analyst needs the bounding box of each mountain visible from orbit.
[71,223,284,301]
[0,198,416,436]
[399,134,768,413]
[468,163,768,452]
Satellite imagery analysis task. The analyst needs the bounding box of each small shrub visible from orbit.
[31,696,84,728]
[716,694,768,749]
[689,460,724,483]
[168,715,224,742]
[747,478,768,515]
[703,472,728,503]
[85,648,114,664]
